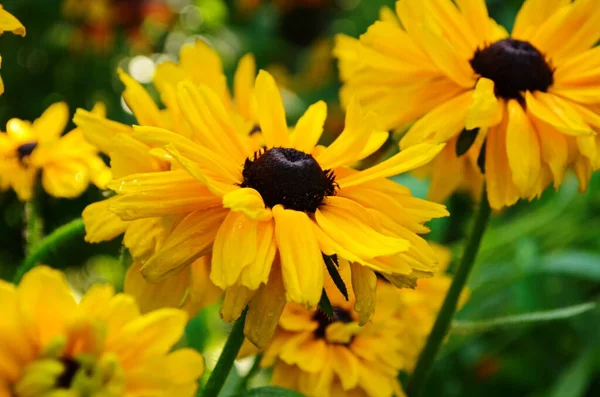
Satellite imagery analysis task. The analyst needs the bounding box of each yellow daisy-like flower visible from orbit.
[75,40,256,315]
[0,102,110,201]
[0,266,204,397]
[335,0,600,209]
[106,68,448,347]
[0,5,25,95]
[261,247,464,397]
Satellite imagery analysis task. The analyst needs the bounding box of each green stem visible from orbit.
[24,186,44,254]
[406,187,492,396]
[13,218,85,284]
[204,309,248,397]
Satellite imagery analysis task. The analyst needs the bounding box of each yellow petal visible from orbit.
[33,102,68,144]
[73,109,133,155]
[222,188,272,221]
[211,211,260,288]
[350,262,377,325]
[315,196,409,259]
[234,53,257,121]
[292,101,327,154]
[182,257,223,317]
[465,78,502,130]
[512,0,570,40]
[506,100,541,197]
[255,70,289,147]
[17,266,77,347]
[317,97,375,169]
[118,69,165,128]
[525,91,594,136]
[338,142,445,188]
[0,7,25,36]
[220,285,254,323]
[357,130,389,161]
[107,308,187,365]
[244,265,287,349]
[82,198,129,243]
[109,170,220,220]
[141,209,227,282]
[400,90,473,148]
[273,205,323,308]
[530,118,568,189]
[124,262,189,314]
[108,132,165,178]
[485,117,520,209]
[41,160,90,198]
[238,220,277,290]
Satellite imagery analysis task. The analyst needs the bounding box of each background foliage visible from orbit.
[1,0,599,396]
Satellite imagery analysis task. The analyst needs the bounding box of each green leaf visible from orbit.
[233,386,304,397]
[540,251,600,281]
[318,289,334,319]
[323,254,348,300]
[452,301,597,334]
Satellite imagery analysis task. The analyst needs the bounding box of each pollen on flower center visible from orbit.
[470,38,554,99]
[240,147,336,212]
[16,141,38,162]
[313,307,353,340]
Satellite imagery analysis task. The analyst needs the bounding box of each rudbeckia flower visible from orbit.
[0,5,25,95]
[0,266,204,396]
[75,40,255,315]
[335,0,600,209]
[107,69,447,347]
[260,249,465,397]
[0,102,110,201]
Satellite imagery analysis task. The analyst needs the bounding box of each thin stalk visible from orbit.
[203,309,248,396]
[13,218,85,283]
[406,187,492,396]
[24,183,44,254]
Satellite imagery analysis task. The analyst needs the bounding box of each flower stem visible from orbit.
[24,184,44,254]
[406,187,491,396]
[13,218,85,284]
[204,309,248,396]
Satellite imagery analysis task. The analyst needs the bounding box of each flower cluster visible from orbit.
[1,0,599,396]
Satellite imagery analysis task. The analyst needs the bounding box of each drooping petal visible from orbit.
[485,117,520,209]
[245,265,287,348]
[350,262,377,326]
[220,285,255,323]
[505,100,541,196]
[525,91,594,136]
[273,205,323,308]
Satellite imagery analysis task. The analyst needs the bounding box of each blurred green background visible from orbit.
[1,0,599,396]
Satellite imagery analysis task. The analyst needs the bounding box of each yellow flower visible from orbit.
[0,102,110,201]
[0,266,204,397]
[75,40,255,315]
[0,5,25,95]
[335,0,600,209]
[260,249,465,397]
[106,68,448,347]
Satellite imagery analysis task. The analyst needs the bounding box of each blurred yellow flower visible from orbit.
[0,5,25,95]
[75,40,255,315]
[0,266,204,397]
[107,69,448,348]
[260,247,466,397]
[335,0,600,209]
[0,102,110,201]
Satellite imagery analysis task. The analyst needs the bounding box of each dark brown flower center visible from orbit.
[470,38,554,100]
[240,147,336,212]
[312,307,353,340]
[16,141,38,162]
